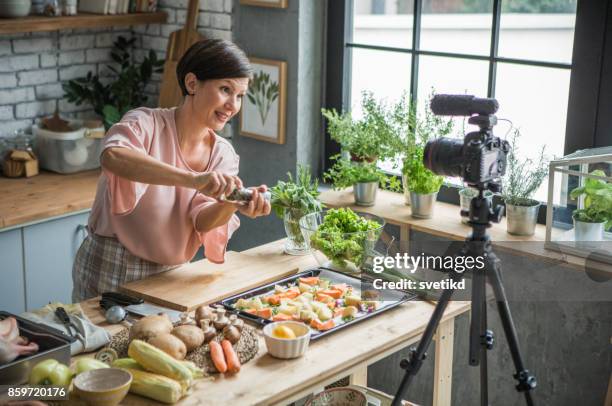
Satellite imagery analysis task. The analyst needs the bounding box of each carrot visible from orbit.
[265,295,281,305]
[221,339,241,373]
[320,289,343,299]
[331,284,349,295]
[244,308,257,315]
[333,308,344,318]
[310,319,335,331]
[272,313,292,322]
[315,293,334,303]
[327,301,336,310]
[280,290,300,299]
[209,341,227,373]
[299,276,319,285]
[256,308,273,319]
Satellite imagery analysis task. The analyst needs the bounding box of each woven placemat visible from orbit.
[107,325,259,376]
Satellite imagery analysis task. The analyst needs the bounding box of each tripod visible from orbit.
[391,189,537,406]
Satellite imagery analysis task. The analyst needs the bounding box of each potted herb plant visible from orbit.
[322,91,396,163]
[63,36,164,130]
[388,91,454,206]
[569,169,612,241]
[270,165,322,255]
[501,129,548,236]
[403,145,444,218]
[324,155,387,206]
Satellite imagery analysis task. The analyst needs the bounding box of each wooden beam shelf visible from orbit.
[0,11,167,34]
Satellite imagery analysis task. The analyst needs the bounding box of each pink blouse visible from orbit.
[88,107,240,265]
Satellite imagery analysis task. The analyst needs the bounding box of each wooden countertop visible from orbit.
[79,239,471,406]
[0,170,100,230]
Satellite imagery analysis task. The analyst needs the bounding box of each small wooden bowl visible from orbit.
[73,368,132,406]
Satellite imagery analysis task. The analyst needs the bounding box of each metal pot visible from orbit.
[353,181,378,206]
[506,202,540,236]
[402,175,410,205]
[410,191,437,219]
[459,188,493,224]
[573,219,605,241]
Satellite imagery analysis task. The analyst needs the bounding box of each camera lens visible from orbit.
[423,138,464,178]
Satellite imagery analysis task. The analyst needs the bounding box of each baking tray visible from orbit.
[0,311,75,385]
[215,267,416,340]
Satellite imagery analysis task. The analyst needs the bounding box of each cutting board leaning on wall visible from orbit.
[158,0,204,108]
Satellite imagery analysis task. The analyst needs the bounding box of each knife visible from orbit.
[100,292,183,323]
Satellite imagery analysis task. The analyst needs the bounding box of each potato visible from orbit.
[148,333,187,360]
[299,310,317,322]
[343,306,358,319]
[316,305,333,322]
[171,325,205,352]
[129,313,173,341]
[344,295,362,307]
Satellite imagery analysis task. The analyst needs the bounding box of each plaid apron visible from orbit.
[72,232,180,302]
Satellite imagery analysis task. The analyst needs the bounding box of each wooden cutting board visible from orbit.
[158,0,203,108]
[120,251,300,311]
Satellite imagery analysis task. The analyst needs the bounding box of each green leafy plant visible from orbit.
[247,71,279,125]
[310,208,383,269]
[324,155,388,190]
[501,129,549,206]
[403,145,444,194]
[63,37,164,130]
[322,91,396,162]
[570,169,612,229]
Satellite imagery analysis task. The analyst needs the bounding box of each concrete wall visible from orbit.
[228,0,325,251]
[366,227,612,405]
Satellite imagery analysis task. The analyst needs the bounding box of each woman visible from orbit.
[72,39,270,302]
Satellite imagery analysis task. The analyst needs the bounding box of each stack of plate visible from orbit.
[0,0,32,17]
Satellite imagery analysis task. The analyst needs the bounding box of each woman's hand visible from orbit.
[192,171,243,199]
[237,185,271,219]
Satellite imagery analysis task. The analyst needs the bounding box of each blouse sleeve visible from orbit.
[189,142,241,264]
[102,108,155,215]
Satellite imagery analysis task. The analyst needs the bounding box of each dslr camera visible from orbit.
[423,94,510,189]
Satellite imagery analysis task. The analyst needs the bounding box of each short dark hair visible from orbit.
[176,39,253,97]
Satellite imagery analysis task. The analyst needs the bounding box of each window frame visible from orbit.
[324,0,611,222]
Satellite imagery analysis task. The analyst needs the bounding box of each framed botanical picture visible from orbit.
[240,58,287,144]
[239,0,287,9]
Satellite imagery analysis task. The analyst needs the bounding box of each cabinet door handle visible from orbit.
[76,224,88,240]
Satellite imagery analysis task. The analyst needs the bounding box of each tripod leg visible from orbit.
[480,295,489,406]
[392,286,456,406]
[488,257,536,406]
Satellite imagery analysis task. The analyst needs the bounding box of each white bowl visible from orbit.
[0,0,32,17]
[263,321,311,359]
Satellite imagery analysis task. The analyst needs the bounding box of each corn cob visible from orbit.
[128,340,193,385]
[124,368,184,404]
[112,358,144,370]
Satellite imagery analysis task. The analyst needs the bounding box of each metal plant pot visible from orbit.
[506,202,541,236]
[402,175,410,206]
[410,191,437,219]
[353,181,378,206]
[573,219,605,242]
[459,188,493,224]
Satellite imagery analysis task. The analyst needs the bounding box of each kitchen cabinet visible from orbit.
[0,229,26,314]
[23,212,89,310]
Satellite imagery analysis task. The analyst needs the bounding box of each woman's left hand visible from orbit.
[237,185,271,219]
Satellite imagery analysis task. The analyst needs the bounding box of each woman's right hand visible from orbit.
[191,171,243,199]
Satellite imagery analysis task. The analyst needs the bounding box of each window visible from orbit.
[325,0,590,205]
[351,0,576,200]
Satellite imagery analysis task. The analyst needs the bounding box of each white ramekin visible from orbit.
[263,321,311,359]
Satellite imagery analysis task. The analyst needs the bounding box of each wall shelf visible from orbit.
[0,12,167,34]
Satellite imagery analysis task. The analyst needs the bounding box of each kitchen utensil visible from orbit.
[100,292,183,323]
[0,311,74,385]
[263,321,311,359]
[216,267,415,340]
[158,0,203,108]
[54,307,85,347]
[72,368,132,406]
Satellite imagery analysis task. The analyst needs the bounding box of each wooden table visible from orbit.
[80,239,470,406]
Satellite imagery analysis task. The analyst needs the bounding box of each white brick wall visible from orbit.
[0,1,234,138]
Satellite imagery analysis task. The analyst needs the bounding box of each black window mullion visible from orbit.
[487,0,502,98]
[409,0,422,105]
